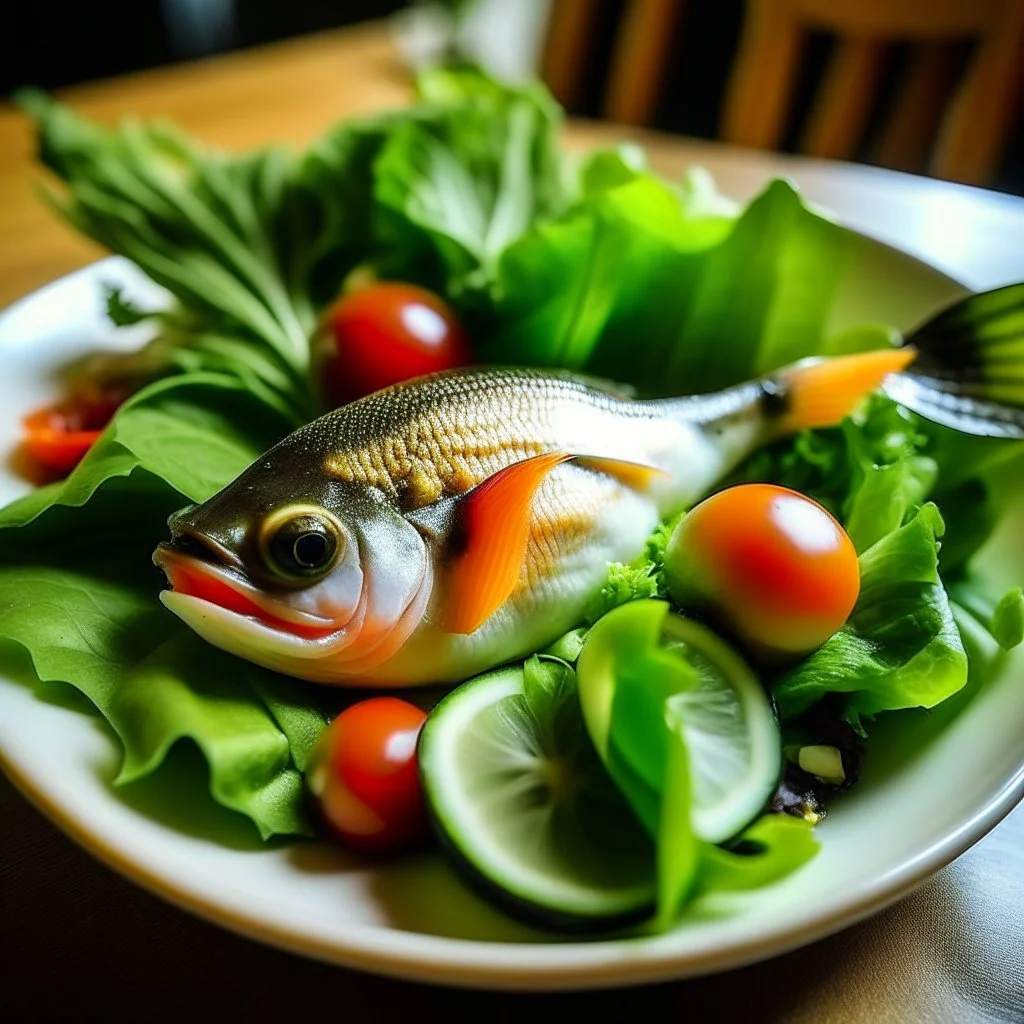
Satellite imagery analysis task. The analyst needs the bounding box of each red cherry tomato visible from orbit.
[321,282,471,405]
[307,696,430,855]
[664,484,860,659]
[20,388,125,477]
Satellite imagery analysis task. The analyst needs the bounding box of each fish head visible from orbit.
[153,454,433,683]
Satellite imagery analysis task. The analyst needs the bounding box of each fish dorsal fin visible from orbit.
[406,451,665,635]
[575,456,668,491]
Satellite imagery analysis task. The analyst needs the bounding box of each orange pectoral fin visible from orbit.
[441,452,573,635]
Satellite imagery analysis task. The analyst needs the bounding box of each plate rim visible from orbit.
[0,250,1022,992]
[3,736,1022,991]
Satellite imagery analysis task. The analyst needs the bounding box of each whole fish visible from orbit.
[154,285,1024,686]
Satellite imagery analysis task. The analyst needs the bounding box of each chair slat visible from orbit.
[872,42,959,172]
[540,0,597,110]
[603,0,685,125]
[720,0,803,150]
[801,36,885,160]
[931,12,1024,184]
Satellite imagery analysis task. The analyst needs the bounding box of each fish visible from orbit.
[153,285,1024,687]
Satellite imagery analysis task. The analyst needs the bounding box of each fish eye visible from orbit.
[259,506,342,580]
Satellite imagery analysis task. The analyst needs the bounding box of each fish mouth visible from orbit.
[153,540,340,641]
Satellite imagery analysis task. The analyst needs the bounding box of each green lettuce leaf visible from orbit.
[22,91,314,376]
[949,581,1024,687]
[0,372,290,538]
[694,814,819,895]
[480,176,851,397]
[0,470,326,839]
[110,631,325,836]
[0,373,314,840]
[373,68,568,294]
[587,515,679,623]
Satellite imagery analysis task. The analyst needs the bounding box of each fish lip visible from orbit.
[157,525,245,571]
[154,544,341,638]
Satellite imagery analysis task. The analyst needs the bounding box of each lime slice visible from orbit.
[577,600,781,845]
[418,665,655,932]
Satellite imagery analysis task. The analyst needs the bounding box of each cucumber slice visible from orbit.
[578,601,782,845]
[418,665,655,932]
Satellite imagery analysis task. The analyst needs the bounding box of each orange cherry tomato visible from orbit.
[321,282,471,406]
[307,697,430,855]
[664,484,860,659]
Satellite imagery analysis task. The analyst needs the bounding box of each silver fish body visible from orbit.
[152,360,890,685]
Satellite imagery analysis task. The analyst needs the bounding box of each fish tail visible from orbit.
[772,348,918,435]
[881,283,1024,438]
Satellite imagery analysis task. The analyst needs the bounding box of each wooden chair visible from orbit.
[540,0,1024,186]
[720,0,1024,185]
[541,0,685,125]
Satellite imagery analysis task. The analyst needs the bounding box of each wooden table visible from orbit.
[3,20,1024,306]
[1,20,1022,1022]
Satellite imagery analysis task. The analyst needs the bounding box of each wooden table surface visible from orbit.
[1,19,1022,1022]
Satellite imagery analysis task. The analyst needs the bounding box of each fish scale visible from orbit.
[316,369,664,508]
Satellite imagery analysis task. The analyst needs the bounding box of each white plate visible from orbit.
[1,250,1022,991]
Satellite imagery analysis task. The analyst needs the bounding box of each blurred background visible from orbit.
[3,0,1022,195]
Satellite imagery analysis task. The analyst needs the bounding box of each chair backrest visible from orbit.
[540,0,1024,186]
[540,0,686,125]
[721,0,1024,185]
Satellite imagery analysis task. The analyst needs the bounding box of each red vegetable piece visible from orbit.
[321,282,471,405]
[20,385,129,478]
[664,483,860,659]
[307,696,430,855]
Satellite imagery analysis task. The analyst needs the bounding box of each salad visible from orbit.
[2,70,1023,935]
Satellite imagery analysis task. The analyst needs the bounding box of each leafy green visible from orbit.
[0,470,325,839]
[373,69,568,294]
[949,581,1024,686]
[587,516,679,623]
[0,370,309,840]
[991,588,1024,649]
[522,652,577,725]
[694,815,819,896]
[656,717,699,927]
[480,176,852,397]
[22,91,313,380]
[541,627,588,664]
[576,600,815,925]
[110,632,320,836]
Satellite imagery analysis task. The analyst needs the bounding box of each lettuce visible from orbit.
[587,516,678,623]
[0,373,326,839]
[480,176,853,396]
[5,68,1020,862]
[0,468,329,839]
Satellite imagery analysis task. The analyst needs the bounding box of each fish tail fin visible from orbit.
[881,283,1024,438]
[772,348,918,435]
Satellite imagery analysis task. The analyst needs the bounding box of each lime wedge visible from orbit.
[418,665,655,932]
